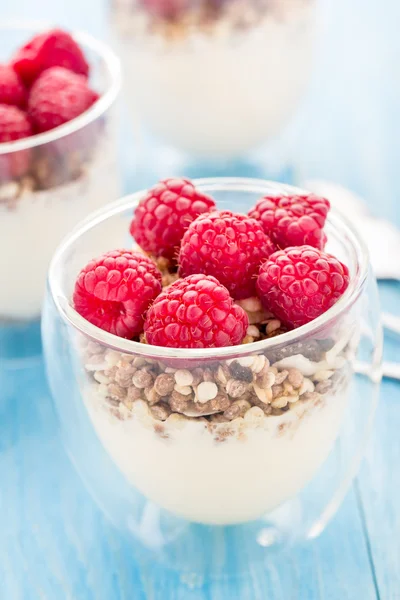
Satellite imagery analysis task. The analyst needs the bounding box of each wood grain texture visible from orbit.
[356,283,400,600]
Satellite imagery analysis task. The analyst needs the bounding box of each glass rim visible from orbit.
[48,177,370,360]
[0,20,121,154]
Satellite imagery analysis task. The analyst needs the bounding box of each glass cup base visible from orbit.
[124,508,292,582]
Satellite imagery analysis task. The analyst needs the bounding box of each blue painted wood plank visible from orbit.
[356,282,400,600]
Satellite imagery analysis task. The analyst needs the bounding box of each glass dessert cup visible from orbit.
[111,0,317,181]
[43,178,381,579]
[0,23,121,364]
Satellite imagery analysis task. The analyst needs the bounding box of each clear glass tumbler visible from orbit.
[0,23,121,363]
[42,178,381,579]
[111,0,317,180]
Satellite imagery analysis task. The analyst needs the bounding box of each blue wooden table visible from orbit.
[1,0,400,598]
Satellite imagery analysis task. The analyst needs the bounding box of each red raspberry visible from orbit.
[0,65,26,108]
[28,67,98,133]
[73,250,162,339]
[256,246,350,329]
[0,104,32,142]
[178,211,276,300]
[130,178,216,262]
[248,193,330,250]
[144,274,249,348]
[0,104,32,179]
[11,28,89,86]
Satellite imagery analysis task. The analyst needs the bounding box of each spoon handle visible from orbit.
[355,360,400,382]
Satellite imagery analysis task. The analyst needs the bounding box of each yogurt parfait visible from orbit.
[0,26,120,325]
[44,177,375,530]
[111,0,316,161]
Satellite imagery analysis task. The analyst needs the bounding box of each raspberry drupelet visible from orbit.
[73,250,162,338]
[178,210,275,300]
[130,177,216,262]
[144,274,249,348]
[257,245,350,329]
[249,193,330,250]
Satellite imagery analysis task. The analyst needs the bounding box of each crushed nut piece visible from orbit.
[253,383,272,404]
[247,325,261,338]
[251,355,267,374]
[226,378,249,398]
[283,381,294,394]
[287,394,300,404]
[196,381,218,403]
[107,383,127,402]
[154,373,175,396]
[133,357,147,368]
[313,370,334,382]
[144,386,161,406]
[271,384,284,398]
[201,393,230,415]
[271,396,288,409]
[105,350,121,367]
[216,364,229,385]
[223,399,251,420]
[126,386,142,402]
[266,319,281,335]
[169,390,191,414]
[132,369,153,389]
[150,403,172,421]
[274,369,289,385]
[251,395,273,415]
[229,361,253,382]
[299,378,315,395]
[174,369,194,387]
[287,368,304,389]
[115,364,136,388]
[174,384,192,395]
[256,370,275,389]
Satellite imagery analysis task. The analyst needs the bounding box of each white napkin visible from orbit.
[302,180,400,280]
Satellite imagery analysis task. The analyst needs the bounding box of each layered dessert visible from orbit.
[112,0,316,159]
[0,28,119,321]
[73,178,355,525]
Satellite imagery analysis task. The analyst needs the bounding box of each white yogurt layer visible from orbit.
[85,383,349,525]
[0,135,119,321]
[115,3,315,159]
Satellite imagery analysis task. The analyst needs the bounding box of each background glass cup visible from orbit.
[0,23,121,363]
[110,0,317,182]
[43,178,381,578]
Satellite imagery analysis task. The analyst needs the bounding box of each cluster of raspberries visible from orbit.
[0,28,98,180]
[73,177,350,349]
